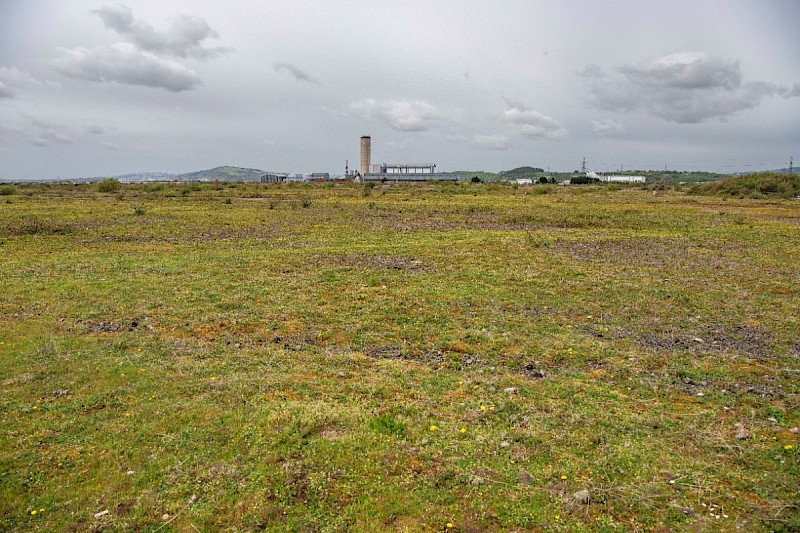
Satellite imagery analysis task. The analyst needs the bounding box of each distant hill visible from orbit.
[500,166,544,176]
[176,166,265,182]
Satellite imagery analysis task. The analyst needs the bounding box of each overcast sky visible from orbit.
[1,0,798,179]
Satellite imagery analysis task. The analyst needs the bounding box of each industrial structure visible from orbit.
[358,136,459,182]
[360,136,371,177]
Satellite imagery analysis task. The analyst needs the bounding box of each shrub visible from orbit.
[0,185,16,196]
[133,206,146,215]
[97,178,121,193]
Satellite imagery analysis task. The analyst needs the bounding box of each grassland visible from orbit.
[1,181,798,531]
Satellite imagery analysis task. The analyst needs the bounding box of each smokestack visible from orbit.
[360,136,371,176]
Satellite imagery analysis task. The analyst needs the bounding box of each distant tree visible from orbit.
[538,176,549,184]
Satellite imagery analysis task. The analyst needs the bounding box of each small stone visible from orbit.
[767,417,778,423]
[471,476,484,485]
[126,470,135,475]
[504,387,518,394]
[500,441,510,448]
[94,510,109,519]
[570,489,591,505]
[162,514,170,521]
[789,427,799,434]
[692,337,704,343]
[733,423,750,440]
[696,392,704,397]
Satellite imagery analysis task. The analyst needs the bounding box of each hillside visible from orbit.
[177,166,265,182]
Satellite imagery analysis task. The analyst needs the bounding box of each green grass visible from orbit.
[1,182,798,531]
[690,172,800,199]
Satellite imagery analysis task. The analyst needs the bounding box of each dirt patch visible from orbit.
[78,317,154,334]
[314,253,433,272]
[584,322,785,359]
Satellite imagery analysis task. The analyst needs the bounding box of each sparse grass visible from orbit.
[0,182,798,531]
[690,172,800,199]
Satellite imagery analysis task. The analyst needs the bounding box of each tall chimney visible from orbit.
[360,136,371,176]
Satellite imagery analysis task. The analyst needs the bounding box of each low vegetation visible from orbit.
[690,172,800,199]
[1,182,798,531]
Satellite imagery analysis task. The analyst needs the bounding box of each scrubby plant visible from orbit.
[97,178,121,193]
[0,185,16,196]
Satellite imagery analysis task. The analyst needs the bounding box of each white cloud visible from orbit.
[0,67,39,98]
[274,62,319,83]
[588,52,796,123]
[470,134,510,150]
[591,119,625,135]
[501,104,567,140]
[31,128,75,146]
[349,99,439,132]
[91,4,231,60]
[53,43,202,92]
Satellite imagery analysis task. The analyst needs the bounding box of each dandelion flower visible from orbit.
[489,406,495,411]
[430,425,438,431]
[210,376,216,381]
[786,445,794,450]
[555,514,560,520]
[459,381,464,385]
[480,405,486,411]
[30,510,37,516]
[560,475,568,480]
[459,427,466,434]
[446,523,454,528]
[39,508,44,512]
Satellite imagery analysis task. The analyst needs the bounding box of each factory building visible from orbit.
[358,136,459,182]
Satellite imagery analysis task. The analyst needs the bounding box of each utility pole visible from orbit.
[790,156,793,174]
[581,157,586,173]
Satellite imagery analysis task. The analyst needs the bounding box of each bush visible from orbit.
[97,178,121,193]
[0,185,17,196]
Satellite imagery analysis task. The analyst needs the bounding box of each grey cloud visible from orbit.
[31,128,75,146]
[84,122,110,134]
[101,140,119,150]
[91,4,231,60]
[53,43,202,92]
[273,62,319,84]
[579,64,606,78]
[0,67,39,98]
[591,119,625,134]
[589,52,792,123]
[779,83,800,98]
[349,99,438,132]
[502,104,567,140]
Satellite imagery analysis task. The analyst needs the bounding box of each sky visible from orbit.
[0,0,798,179]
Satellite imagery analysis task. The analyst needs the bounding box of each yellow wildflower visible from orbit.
[30,510,37,516]
[446,523,454,529]
[560,475,567,480]
[785,445,794,450]
[459,427,466,434]
[430,425,438,431]
[480,405,486,411]
[489,406,495,411]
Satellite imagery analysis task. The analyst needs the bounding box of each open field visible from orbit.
[1,182,798,531]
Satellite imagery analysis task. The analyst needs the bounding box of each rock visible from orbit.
[696,392,704,397]
[500,441,510,448]
[570,489,591,505]
[162,514,170,521]
[767,417,778,423]
[471,476,485,485]
[94,510,109,519]
[692,337,704,344]
[789,427,799,434]
[733,423,750,440]
[504,387,519,394]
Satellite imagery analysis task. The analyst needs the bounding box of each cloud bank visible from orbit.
[91,4,231,60]
[54,43,202,92]
[501,103,567,140]
[349,99,439,132]
[588,52,797,123]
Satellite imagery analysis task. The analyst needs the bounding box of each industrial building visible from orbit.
[586,171,646,183]
[358,136,459,182]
